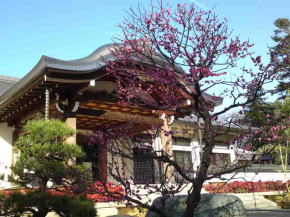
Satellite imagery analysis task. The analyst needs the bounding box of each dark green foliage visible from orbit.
[244,95,289,129]
[0,119,96,217]
[0,191,96,217]
[11,119,89,189]
[244,96,290,163]
[273,95,290,121]
[272,18,290,98]
[243,97,275,127]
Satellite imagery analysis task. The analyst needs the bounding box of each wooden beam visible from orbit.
[77,108,105,117]
[0,76,44,111]
[75,92,118,103]
[78,110,162,126]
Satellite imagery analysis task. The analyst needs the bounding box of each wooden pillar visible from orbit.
[11,127,20,166]
[64,116,77,144]
[153,136,162,183]
[160,115,174,182]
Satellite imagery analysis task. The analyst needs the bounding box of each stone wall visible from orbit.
[208,171,290,183]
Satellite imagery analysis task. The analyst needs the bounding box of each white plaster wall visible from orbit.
[207,171,290,183]
[0,123,14,189]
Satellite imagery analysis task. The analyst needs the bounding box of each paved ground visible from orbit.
[247,210,290,217]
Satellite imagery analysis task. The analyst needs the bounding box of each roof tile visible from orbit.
[0,75,19,96]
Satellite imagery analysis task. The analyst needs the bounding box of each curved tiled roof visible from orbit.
[39,43,184,74]
[0,43,221,110]
[0,43,185,107]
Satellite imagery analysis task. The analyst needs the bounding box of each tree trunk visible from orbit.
[39,178,48,191]
[33,210,48,217]
[183,181,203,217]
[183,117,215,217]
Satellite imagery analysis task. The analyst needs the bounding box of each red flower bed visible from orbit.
[86,181,125,202]
[0,181,125,203]
[204,181,290,193]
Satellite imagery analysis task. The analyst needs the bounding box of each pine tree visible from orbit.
[243,96,275,127]
[244,94,290,162]
[272,18,290,98]
[243,18,290,151]
[0,119,96,217]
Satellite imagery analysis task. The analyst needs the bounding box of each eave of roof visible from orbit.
[176,116,259,131]
[0,44,111,107]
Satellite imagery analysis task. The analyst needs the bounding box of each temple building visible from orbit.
[0,44,260,189]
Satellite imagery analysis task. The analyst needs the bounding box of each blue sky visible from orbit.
[0,0,289,78]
